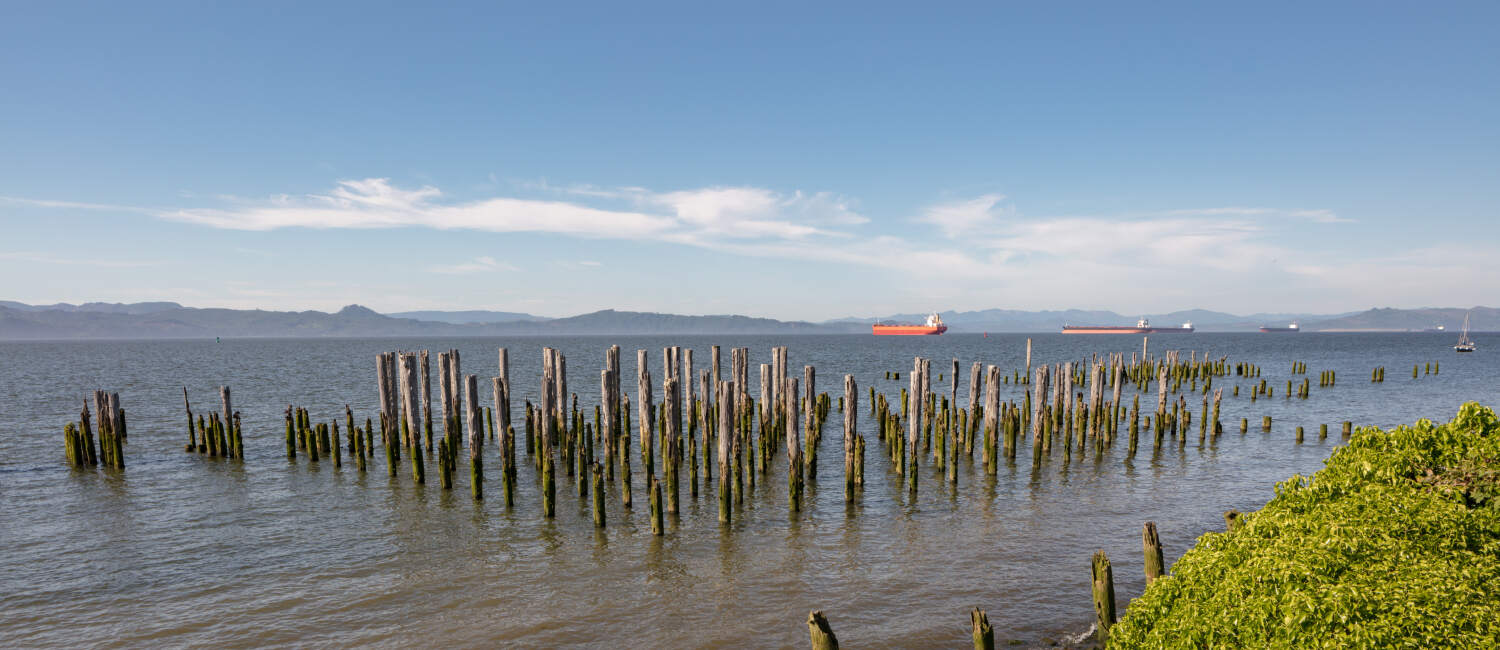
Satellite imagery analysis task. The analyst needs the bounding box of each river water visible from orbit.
[0,333,1492,647]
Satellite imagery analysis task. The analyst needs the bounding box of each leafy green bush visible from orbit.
[1109,403,1500,647]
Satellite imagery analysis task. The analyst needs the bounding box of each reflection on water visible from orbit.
[0,333,1492,647]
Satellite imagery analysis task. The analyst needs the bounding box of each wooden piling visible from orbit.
[664,374,680,514]
[843,374,858,503]
[1092,550,1116,643]
[907,357,923,492]
[218,386,233,458]
[182,387,197,453]
[400,353,425,483]
[466,374,483,500]
[638,350,654,480]
[80,401,97,466]
[1143,521,1164,585]
[971,607,994,650]
[650,476,663,536]
[808,610,839,650]
[717,381,733,524]
[421,350,433,450]
[788,376,802,512]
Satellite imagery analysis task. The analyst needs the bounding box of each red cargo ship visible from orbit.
[872,312,948,335]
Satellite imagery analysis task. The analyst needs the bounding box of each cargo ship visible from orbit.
[1259,323,1300,333]
[872,312,947,336]
[1061,318,1193,334]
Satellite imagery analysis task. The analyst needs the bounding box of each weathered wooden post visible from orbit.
[376,353,394,448]
[421,350,433,450]
[590,461,605,527]
[381,414,396,477]
[638,350,654,480]
[664,374,680,514]
[107,393,125,468]
[599,366,613,479]
[63,423,79,467]
[621,392,632,509]
[967,360,982,429]
[1031,365,1050,467]
[1092,550,1116,643]
[808,610,838,650]
[907,357,923,492]
[497,347,511,436]
[717,381,733,524]
[1143,521,1165,585]
[466,374,484,500]
[787,376,802,512]
[1025,338,1033,384]
[182,387,197,453]
[79,400,97,466]
[804,365,817,476]
[844,374,858,503]
[1110,364,1124,443]
[218,386,233,458]
[540,349,558,517]
[971,607,995,650]
[400,353,425,483]
[650,476,663,536]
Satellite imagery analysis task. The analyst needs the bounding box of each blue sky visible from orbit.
[2,1,1496,320]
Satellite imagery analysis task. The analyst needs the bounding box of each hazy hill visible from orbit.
[1,301,1491,339]
[1305,307,1497,332]
[515,309,853,335]
[385,309,545,324]
[0,300,184,315]
[0,303,855,339]
[832,308,1348,332]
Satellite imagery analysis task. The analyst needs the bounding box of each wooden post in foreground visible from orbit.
[466,374,483,500]
[807,610,838,650]
[843,374,857,503]
[1143,521,1165,585]
[717,381,733,524]
[971,607,995,650]
[1092,550,1116,643]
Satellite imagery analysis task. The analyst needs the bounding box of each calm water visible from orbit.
[0,333,1492,648]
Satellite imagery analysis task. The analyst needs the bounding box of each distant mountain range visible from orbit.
[384,310,547,324]
[833,308,1365,333]
[0,303,856,339]
[0,301,1490,340]
[1305,307,1499,332]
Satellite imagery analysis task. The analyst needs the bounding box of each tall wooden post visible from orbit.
[421,350,433,449]
[717,381,733,523]
[843,374,858,503]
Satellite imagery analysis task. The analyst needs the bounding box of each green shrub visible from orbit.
[1109,403,1500,647]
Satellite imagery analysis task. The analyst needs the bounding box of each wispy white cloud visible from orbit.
[427,256,516,275]
[529,179,866,235]
[0,196,153,213]
[0,251,164,268]
[155,178,867,246]
[1287,209,1354,224]
[919,193,1009,237]
[161,184,675,239]
[1165,206,1354,223]
[8,179,1389,315]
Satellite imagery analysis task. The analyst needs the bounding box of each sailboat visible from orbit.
[1455,312,1476,352]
